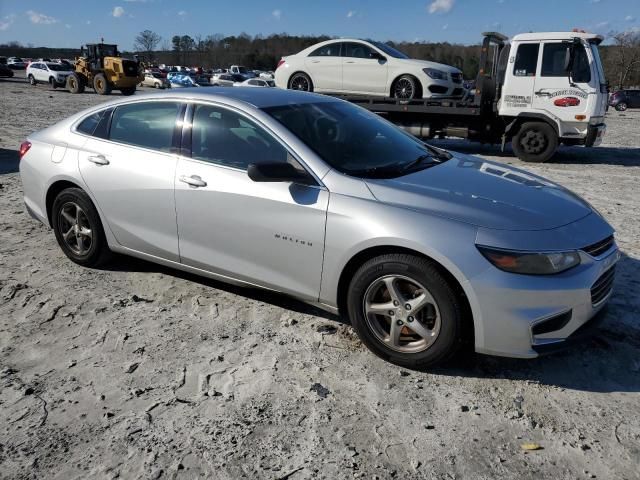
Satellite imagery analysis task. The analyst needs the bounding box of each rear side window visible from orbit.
[542,43,591,83]
[77,110,105,136]
[309,43,341,57]
[109,102,180,152]
[190,104,288,169]
[513,43,539,77]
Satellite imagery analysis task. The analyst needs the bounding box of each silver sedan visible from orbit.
[19,88,618,367]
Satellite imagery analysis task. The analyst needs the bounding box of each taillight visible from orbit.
[276,58,286,69]
[554,97,580,107]
[19,141,32,160]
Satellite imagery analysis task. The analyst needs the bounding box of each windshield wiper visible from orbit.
[401,153,437,172]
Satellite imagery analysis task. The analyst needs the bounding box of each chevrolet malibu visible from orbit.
[19,89,618,367]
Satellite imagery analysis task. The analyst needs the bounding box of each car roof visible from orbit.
[101,88,337,110]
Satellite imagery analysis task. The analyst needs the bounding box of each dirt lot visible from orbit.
[1,76,639,480]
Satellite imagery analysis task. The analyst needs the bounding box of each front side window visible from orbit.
[309,43,341,57]
[109,102,180,152]
[513,43,539,77]
[542,43,591,83]
[343,42,374,59]
[263,101,446,178]
[191,104,288,170]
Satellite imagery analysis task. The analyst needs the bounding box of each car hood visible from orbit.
[397,59,461,74]
[365,155,593,231]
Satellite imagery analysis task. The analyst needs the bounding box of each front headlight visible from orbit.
[476,246,580,275]
[423,68,446,80]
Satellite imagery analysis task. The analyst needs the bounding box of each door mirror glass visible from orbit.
[247,162,312,184]
[369,51,386,61]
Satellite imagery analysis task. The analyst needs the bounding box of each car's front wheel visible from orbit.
[511,121,558,163]
[52,188,111,267]
[347,254,464,368]
[393,75,420,100]
[288,72,313,92]
[615,102,628,111]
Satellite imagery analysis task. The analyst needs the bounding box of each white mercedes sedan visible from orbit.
[274,39,464,100]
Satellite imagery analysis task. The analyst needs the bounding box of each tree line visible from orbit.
[2,29,639,88]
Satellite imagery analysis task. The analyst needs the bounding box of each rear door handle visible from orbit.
[345,61,355,64]
[179,175,207,187]
[310,60,320,63]
[87,154,109,165]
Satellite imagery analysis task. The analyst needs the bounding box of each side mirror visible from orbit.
[247,162,313,184]
[370,51,386,61]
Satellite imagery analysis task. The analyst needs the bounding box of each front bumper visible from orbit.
[467,237,618,359]
[585,123,606,147]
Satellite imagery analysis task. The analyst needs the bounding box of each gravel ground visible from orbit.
[1,76,639,480]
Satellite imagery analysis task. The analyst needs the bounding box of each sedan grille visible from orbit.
[451,72,462,84]
[582,235,614,257]
[590,266,615,305]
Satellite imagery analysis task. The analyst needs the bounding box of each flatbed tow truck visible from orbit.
[333,31,609,163]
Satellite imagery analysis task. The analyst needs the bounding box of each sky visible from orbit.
[0,0,638,50]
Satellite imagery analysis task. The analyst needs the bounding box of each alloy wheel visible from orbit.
[58,202,93,255]
[290,74,310,91]
[394,78,415,99]
[363,275,441,353]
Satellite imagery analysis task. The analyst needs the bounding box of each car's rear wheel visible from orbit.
[347,254,463,368]
[288,72,313,92]
[511,121,558,163]
[28,74,37,86]
[615,102,628,111]
[49,77,57,89]
[52,188,111,267]
[393,75,419,100]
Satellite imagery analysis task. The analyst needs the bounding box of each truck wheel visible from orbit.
[615,102,627,112]
[120,86,136,96]
[511,121,558,163]
[93,74,112,95]
[67,74,85,94]
[347,253,464,368]
[288,72,313,92]
[393,75,419,100]
[28,74,37,86]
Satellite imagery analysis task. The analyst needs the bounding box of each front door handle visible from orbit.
[534,90,552,97]
[87,154,109,165]
[179,175,207,187]
[345,61,355,64]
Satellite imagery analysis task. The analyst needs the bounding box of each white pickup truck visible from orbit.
[323,31,609,163]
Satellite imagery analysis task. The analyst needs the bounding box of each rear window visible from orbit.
[77,111,105,136]
[513,43,539,77]
[109,102,180,152]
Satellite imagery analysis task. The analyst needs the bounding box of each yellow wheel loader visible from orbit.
[66,43,143,96]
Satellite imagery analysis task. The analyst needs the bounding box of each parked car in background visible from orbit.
[609,89,640,111]
[141,72,170,89]
[275,38,464,100]
[234,78,275,87]
[167,72,199,88]
[229,65,256,79]
[26,61,73,88]
[210,73,235,87]
[0,63,14,78]
[7,57,26,69]
[259,71,275,81]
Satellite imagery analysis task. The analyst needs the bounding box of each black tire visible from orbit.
[120,86,136,96]
[49,77,57,89]
[392,75,420,100]
[67,73,85,94]
[511,121,558,163]
[347,254,464,368]
[93,73,112,95]
[52,188,111,267]
[28,74,37,86]
[615,102,627,111]
[288,72,313,92]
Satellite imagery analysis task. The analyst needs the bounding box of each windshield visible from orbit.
[47,63,71,71]
[237,66,249,73]
[590,43,606,85]
[263,101,449,178]
[368,41,410,59]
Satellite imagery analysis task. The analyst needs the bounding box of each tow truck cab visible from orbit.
[499,32,608,155]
